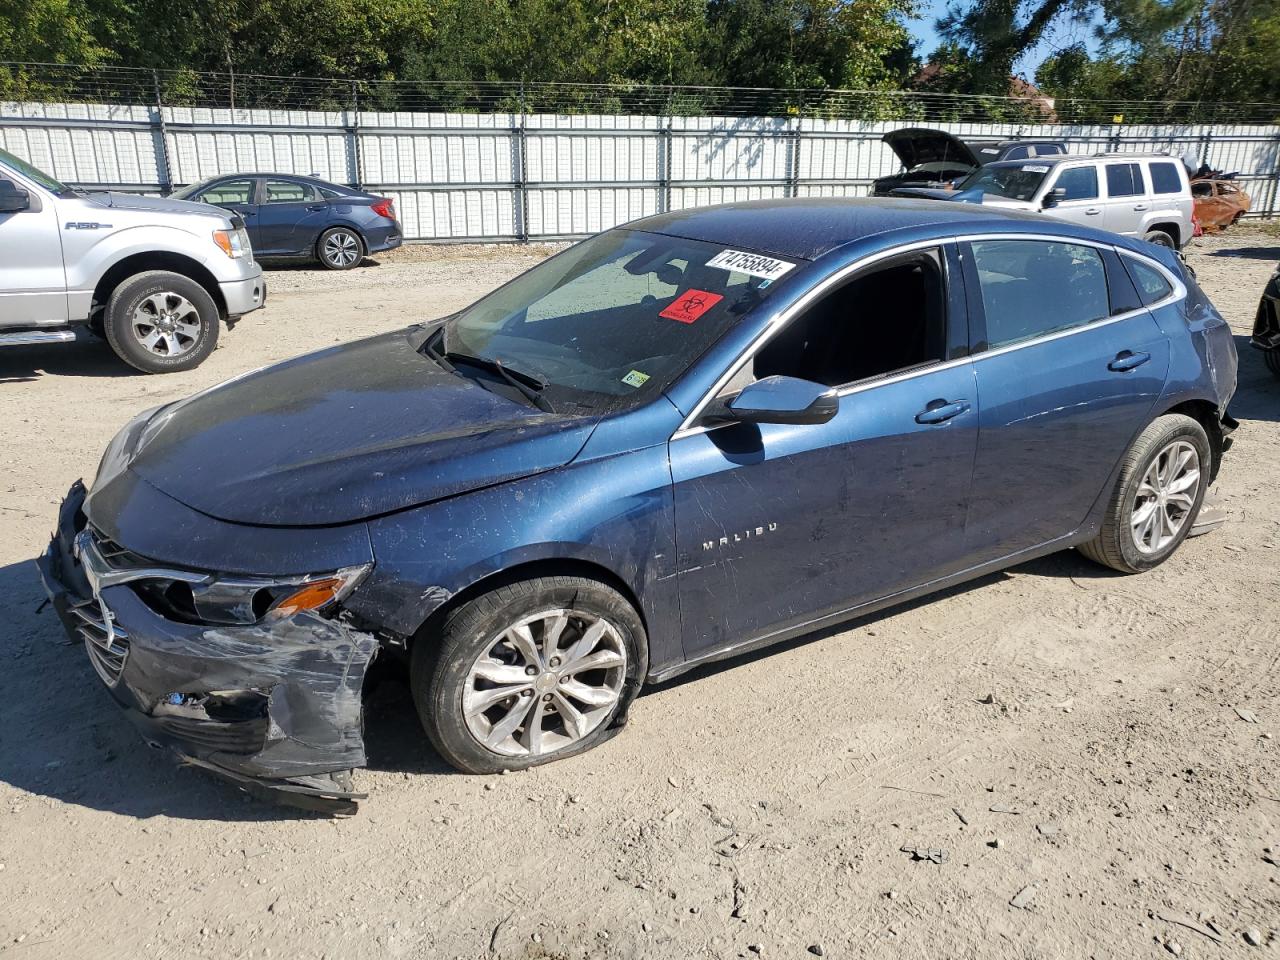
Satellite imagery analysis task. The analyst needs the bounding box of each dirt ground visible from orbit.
[0,229,1277,960]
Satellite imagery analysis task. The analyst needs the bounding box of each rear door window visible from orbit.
[1148,162,1184,195]
[264,180,316,203]
[1105,163,1145,198]
[1033,144,1065,156]
[969,240,1110,349]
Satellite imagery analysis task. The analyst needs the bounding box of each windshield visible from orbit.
[442,229,795,412]
[171,179,214,200]
[956,163,1051,202]
[0,147,70,194]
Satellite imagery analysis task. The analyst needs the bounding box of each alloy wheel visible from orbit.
[323,230,360,267]
[131,292,201,357]
[1130,439,1200,555]
[462,608,627,758]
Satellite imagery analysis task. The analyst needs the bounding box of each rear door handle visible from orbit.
[1085,207,1101,215]
[1108,350,1151,372]
[1133,203,1149,211]
[915,399,971,425]
[307,204,327,211]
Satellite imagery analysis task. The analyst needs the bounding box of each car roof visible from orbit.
[631,196,1083,261]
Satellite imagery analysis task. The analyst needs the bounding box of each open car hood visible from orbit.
[881,128,980,171]
[126,328,598,526]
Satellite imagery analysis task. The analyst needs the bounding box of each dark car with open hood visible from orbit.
[871,128,1067,197]
[39,197,1237,812]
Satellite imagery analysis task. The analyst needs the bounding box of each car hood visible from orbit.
[126,327,599,526]
[83,191,229,219]
[882,128,980,170]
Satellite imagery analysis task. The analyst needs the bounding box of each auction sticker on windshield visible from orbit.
[706,249,796,282]
[1023,165,1050,173]
[660,289,723,324]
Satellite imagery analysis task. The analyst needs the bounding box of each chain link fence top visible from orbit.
[4,62,1280,125]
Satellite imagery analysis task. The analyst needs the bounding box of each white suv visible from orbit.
[943,153,1195,249]
[0,147,265,372]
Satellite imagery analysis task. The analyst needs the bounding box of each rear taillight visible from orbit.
[371,198,396,220]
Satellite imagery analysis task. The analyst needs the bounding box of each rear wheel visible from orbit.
[411,576,647,773]
[103,270,219,373]
[1078,414,1210,573]
[317,227,363,270]
[1143,229,1176,249]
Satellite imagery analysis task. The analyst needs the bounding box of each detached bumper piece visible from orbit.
[37,480,375,815]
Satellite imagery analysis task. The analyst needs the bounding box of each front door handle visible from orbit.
[307,204,327,211]
[1108,350,1151,372]
[915,398,971,425]
[1085,206,1101,215]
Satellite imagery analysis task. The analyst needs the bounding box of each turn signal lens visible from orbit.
[212,228,245,259]
[271,578,347,618]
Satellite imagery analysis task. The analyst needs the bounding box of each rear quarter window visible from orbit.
[1123,256,1175,306]
[1148,162,1184,195]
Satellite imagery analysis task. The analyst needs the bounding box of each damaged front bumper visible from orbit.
[37,480,378,813]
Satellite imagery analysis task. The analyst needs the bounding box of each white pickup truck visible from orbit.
[0,147,265,373]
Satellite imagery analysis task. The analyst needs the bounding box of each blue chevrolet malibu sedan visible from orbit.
[39,198,1238,809]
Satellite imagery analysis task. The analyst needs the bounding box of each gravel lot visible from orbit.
[0,230,1277,959]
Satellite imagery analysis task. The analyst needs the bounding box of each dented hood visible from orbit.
[128,328,598,526]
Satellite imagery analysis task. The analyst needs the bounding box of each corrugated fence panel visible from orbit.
[4,101,1280,240]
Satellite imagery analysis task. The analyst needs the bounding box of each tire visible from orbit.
[317,226,363,270]
[1143,229,1176,249]
[1264,347,1280,378]
[103,270,219,373]
[1078,414,1211,573]
[411,576,647,774]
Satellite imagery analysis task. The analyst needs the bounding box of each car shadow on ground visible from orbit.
[0,337,135,383]
[1207,244,1278,261]
[1231,334,1280,423]
[258,257,383,273]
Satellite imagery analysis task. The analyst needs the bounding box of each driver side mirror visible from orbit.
[727,375,838,426]
[0,178,30,213]
[1042,186,1066,209]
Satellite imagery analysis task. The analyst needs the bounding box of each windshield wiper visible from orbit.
[423,327,556,413]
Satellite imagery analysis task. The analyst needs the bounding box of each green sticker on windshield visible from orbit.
[622,369,650,388]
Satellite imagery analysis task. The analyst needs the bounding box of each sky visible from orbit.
[908,0,1105,78]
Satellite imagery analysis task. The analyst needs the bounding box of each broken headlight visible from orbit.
[133,564,371,626]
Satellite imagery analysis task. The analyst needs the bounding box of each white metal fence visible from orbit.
[3,100,1279,242]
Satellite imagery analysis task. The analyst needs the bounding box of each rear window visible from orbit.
[1149,162,1184,195]
[1106,163,1145,198]
[1124,257,1175,306]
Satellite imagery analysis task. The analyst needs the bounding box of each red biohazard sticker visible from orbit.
[660,289,723,324]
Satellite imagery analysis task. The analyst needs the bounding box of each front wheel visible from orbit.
[1078,414,1210,573]
[411,576,647,773]
[317,227,363,270]
[103,270,219,373]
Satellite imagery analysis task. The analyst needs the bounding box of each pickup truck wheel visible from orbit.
[1143,229,1176,248]
[317,227,363,270]
[1077,414,1210,573]
[412,576,647,774]
[104,270,219,373]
